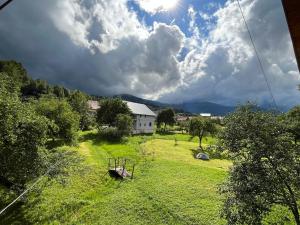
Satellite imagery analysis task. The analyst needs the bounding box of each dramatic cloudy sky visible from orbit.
[0,0,299,107]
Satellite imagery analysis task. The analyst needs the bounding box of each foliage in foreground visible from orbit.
[285,106,300,144]
[0,80,49,189]
[0,72,82,193]
[220,104,300,225]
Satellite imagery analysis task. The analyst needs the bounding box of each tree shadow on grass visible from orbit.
[79,131,127,146]
[45,139,66,150]
[190,148,199,157]
[155,130,174,135]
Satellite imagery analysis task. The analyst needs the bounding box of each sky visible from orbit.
[0,0,299,108]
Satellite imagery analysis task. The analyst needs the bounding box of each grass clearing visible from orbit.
[1,131,230,224]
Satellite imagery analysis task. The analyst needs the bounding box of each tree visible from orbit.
[21,79,51,97]
[0,77,49,189]
[219,104,300,224]
[53,85,66,98]
[285,106,300,144]
[0,60,29,88]
[189,117,216,150]
[96,98,131,126]
[115,114,133,137]
[156,108,176,131]
[68,90,93,130]
[35,98,80,145]
[177,120,189,133]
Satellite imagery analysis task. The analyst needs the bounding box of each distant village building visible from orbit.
[87,100,100,112]
[199,113,212,117]
[87,100,156,134]
[125,101,156,134]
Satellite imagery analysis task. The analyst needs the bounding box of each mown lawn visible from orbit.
[3,131,290,224]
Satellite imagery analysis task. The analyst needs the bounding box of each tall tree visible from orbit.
[35,98,80,145]
[220,104,300,224]
[189,117,216,150]
[0,75,49,189]
[68,90,92,130]
[96,98,131,126]
[156,108,176,130]
[0,60,29,88]
[285,106,300,144]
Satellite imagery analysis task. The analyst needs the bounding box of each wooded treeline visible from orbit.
[0,60,93,192]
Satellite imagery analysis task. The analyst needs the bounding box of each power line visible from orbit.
[235,0,279,110]
[0,161,60,216]
[0,0,13,11]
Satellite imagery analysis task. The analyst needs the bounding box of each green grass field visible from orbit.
[1,131,293,224]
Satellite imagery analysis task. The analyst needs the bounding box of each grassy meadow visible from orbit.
[0,131,294,224]
[0,131,231,225]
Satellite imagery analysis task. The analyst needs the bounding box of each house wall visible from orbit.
[133,114,155,134]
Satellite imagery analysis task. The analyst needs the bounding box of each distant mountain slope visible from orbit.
[115,94,168,109]
[116,94,236,115]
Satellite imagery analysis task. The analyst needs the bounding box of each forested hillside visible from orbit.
[0,60,94,193]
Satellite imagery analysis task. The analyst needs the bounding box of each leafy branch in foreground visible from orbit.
[219,104,300,224]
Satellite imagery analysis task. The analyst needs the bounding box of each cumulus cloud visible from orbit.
[134,0,179,14]
[0,0,184,98]
[161,0,300,108]
[0,0,299,108]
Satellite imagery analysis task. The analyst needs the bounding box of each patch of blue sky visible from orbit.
[127,0,227,38]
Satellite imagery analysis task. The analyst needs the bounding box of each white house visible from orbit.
[87,100,156,134]
[125,101,156,134]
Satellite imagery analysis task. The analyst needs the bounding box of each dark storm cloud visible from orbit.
[0,0,184,97]
[0,0,299,107]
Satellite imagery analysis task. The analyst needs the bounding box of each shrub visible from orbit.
[98,127,122,141]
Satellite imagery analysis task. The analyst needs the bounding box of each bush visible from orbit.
[98,127,122,141]
[115,114,133,137]
[35,97,80,145]
[204,145,229,159]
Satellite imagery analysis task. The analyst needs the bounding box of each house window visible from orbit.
[144,123,146,127]
[139,123,142,127]
[149,122,152,127]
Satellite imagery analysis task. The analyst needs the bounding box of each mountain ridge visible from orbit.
[116,94,236,116]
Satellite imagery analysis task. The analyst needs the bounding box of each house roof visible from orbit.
[125,101,156,117]
[87,100,100,111]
